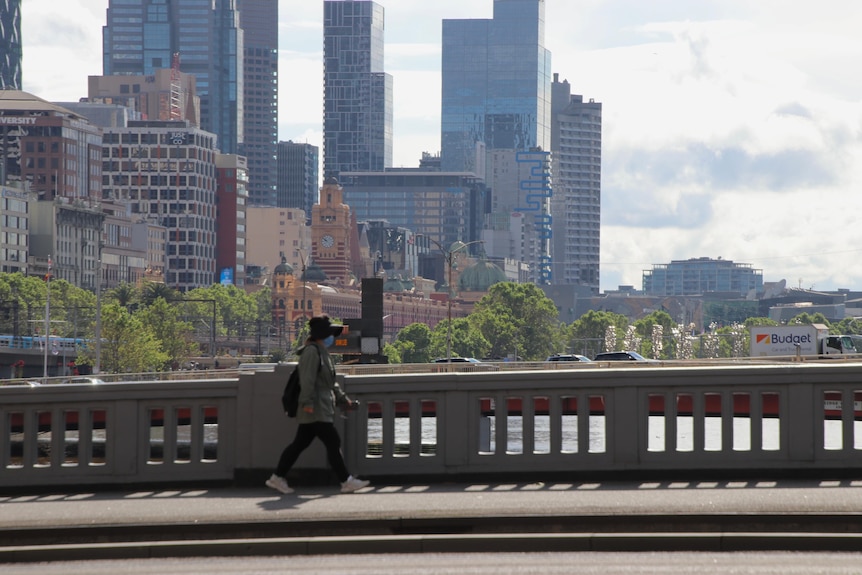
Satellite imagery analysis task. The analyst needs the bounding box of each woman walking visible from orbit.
[266,315,369,494]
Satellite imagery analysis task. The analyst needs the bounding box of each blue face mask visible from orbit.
[323,335,335,348]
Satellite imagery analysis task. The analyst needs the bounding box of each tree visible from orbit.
[430,317,490,360]
[382,342,402,364]
[77,302,168,373]
[108,282,138,309]
[140,281,179,307]
[788,312,831,328]
[568,310,629,358]
[634,311,676,359]
[391,323,433,363]
[136,298,197,369]
[471,282,560,360]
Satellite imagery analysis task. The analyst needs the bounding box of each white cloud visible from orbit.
[20,0,862,292]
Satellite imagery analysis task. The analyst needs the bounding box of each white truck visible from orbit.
[749,324,858,357]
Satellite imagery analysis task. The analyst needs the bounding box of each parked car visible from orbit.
[593,351,651,362]
[434,357,483,364]
[546,353,591,362]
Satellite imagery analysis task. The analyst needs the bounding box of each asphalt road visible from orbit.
[5,552,862,575]
[4,478,862,563]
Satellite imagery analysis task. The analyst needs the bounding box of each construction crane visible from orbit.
[170,52,182,121]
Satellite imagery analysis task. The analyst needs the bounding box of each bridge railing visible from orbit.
[341,362,862,478]
[4,362,862,489]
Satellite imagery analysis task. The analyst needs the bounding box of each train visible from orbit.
[0,334,87,352]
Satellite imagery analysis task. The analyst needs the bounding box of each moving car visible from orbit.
[433,357,498,371]
[66,376,105,384]
[546,353,591,362]
[593,351,650,362]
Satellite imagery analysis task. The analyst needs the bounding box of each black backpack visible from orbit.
[281,347,321,417]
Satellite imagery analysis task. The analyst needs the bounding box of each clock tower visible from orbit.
[311,177,352,285]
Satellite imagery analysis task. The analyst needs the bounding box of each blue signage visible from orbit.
[220,267,234,285]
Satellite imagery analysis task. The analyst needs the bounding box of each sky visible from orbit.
[20,0,862,293]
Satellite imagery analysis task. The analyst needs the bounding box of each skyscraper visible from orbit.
[238,0,278,206]
[102,0,244,155]
[442,0,553,284]
[441,0,552,177]
[551,74,601,292]
[323,0,393,179]
[0,0,22,90]
[277,140,319,220]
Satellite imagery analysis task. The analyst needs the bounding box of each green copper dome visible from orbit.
[459,258,506,292]
[383,276,407,292]
[273,256,293,275]
[301,262,327,282]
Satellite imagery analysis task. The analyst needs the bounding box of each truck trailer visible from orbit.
[749,323,857,357]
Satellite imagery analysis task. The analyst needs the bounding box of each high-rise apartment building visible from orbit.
[323,0,393,179]
[215,154,248,286]
[238,0,278,206]
[102,0,244,155]
[0,0,22,90]
[441,0,552,177]
[551,74,601,292]
[276,140,319,220]
[100,120,220,291]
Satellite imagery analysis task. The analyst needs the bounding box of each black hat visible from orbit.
[308,315,343,340]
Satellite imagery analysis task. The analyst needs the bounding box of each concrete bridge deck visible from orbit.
[4,478,862,562]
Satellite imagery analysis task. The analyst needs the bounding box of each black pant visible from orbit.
[275,421,349,483]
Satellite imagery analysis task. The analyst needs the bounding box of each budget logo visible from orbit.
[756,334,770,344]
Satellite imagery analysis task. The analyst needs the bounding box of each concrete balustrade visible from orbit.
[3,362,862,489]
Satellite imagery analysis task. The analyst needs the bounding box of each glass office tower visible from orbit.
[103,0,244,155]
[323,0,393,179]
[277,140,319,221]
[441,0,552,177]
[238,0,278,206]
[0,0,22,90]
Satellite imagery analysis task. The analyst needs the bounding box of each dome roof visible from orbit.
[449,240,467,253]
[459,258,506,292]
[383,276,406,292]
[301,262,327,282]
[273,256,293,275]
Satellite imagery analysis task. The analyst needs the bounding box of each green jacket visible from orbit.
[295,341,348,424]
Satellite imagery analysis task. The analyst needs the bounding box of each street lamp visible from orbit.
[94,258,102,375]
[425,238,484,362]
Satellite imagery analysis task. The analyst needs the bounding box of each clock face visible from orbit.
[321,235,334,248]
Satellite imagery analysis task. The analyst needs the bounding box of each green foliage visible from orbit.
[634,311,676,359]
[834,317,862,335]
[391,323,433,363]
[269,349,288,363]
[382,342,402,364]
[430,317,490,360]
[77,302,168,373]
[743,317,779,328]
[140,281,180,308]
[568,310,629,358]
[136,298,197,368]
[471,282,560,360]
[788,312,831,327]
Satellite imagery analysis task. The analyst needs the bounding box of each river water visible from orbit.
[367,416,858,455]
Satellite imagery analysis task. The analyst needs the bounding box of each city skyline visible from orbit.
[20,0,862,293]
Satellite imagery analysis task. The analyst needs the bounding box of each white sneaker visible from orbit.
[340,475,370,493]
[265,474,294,494]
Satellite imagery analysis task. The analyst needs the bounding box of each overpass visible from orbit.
[3,359,862,490]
